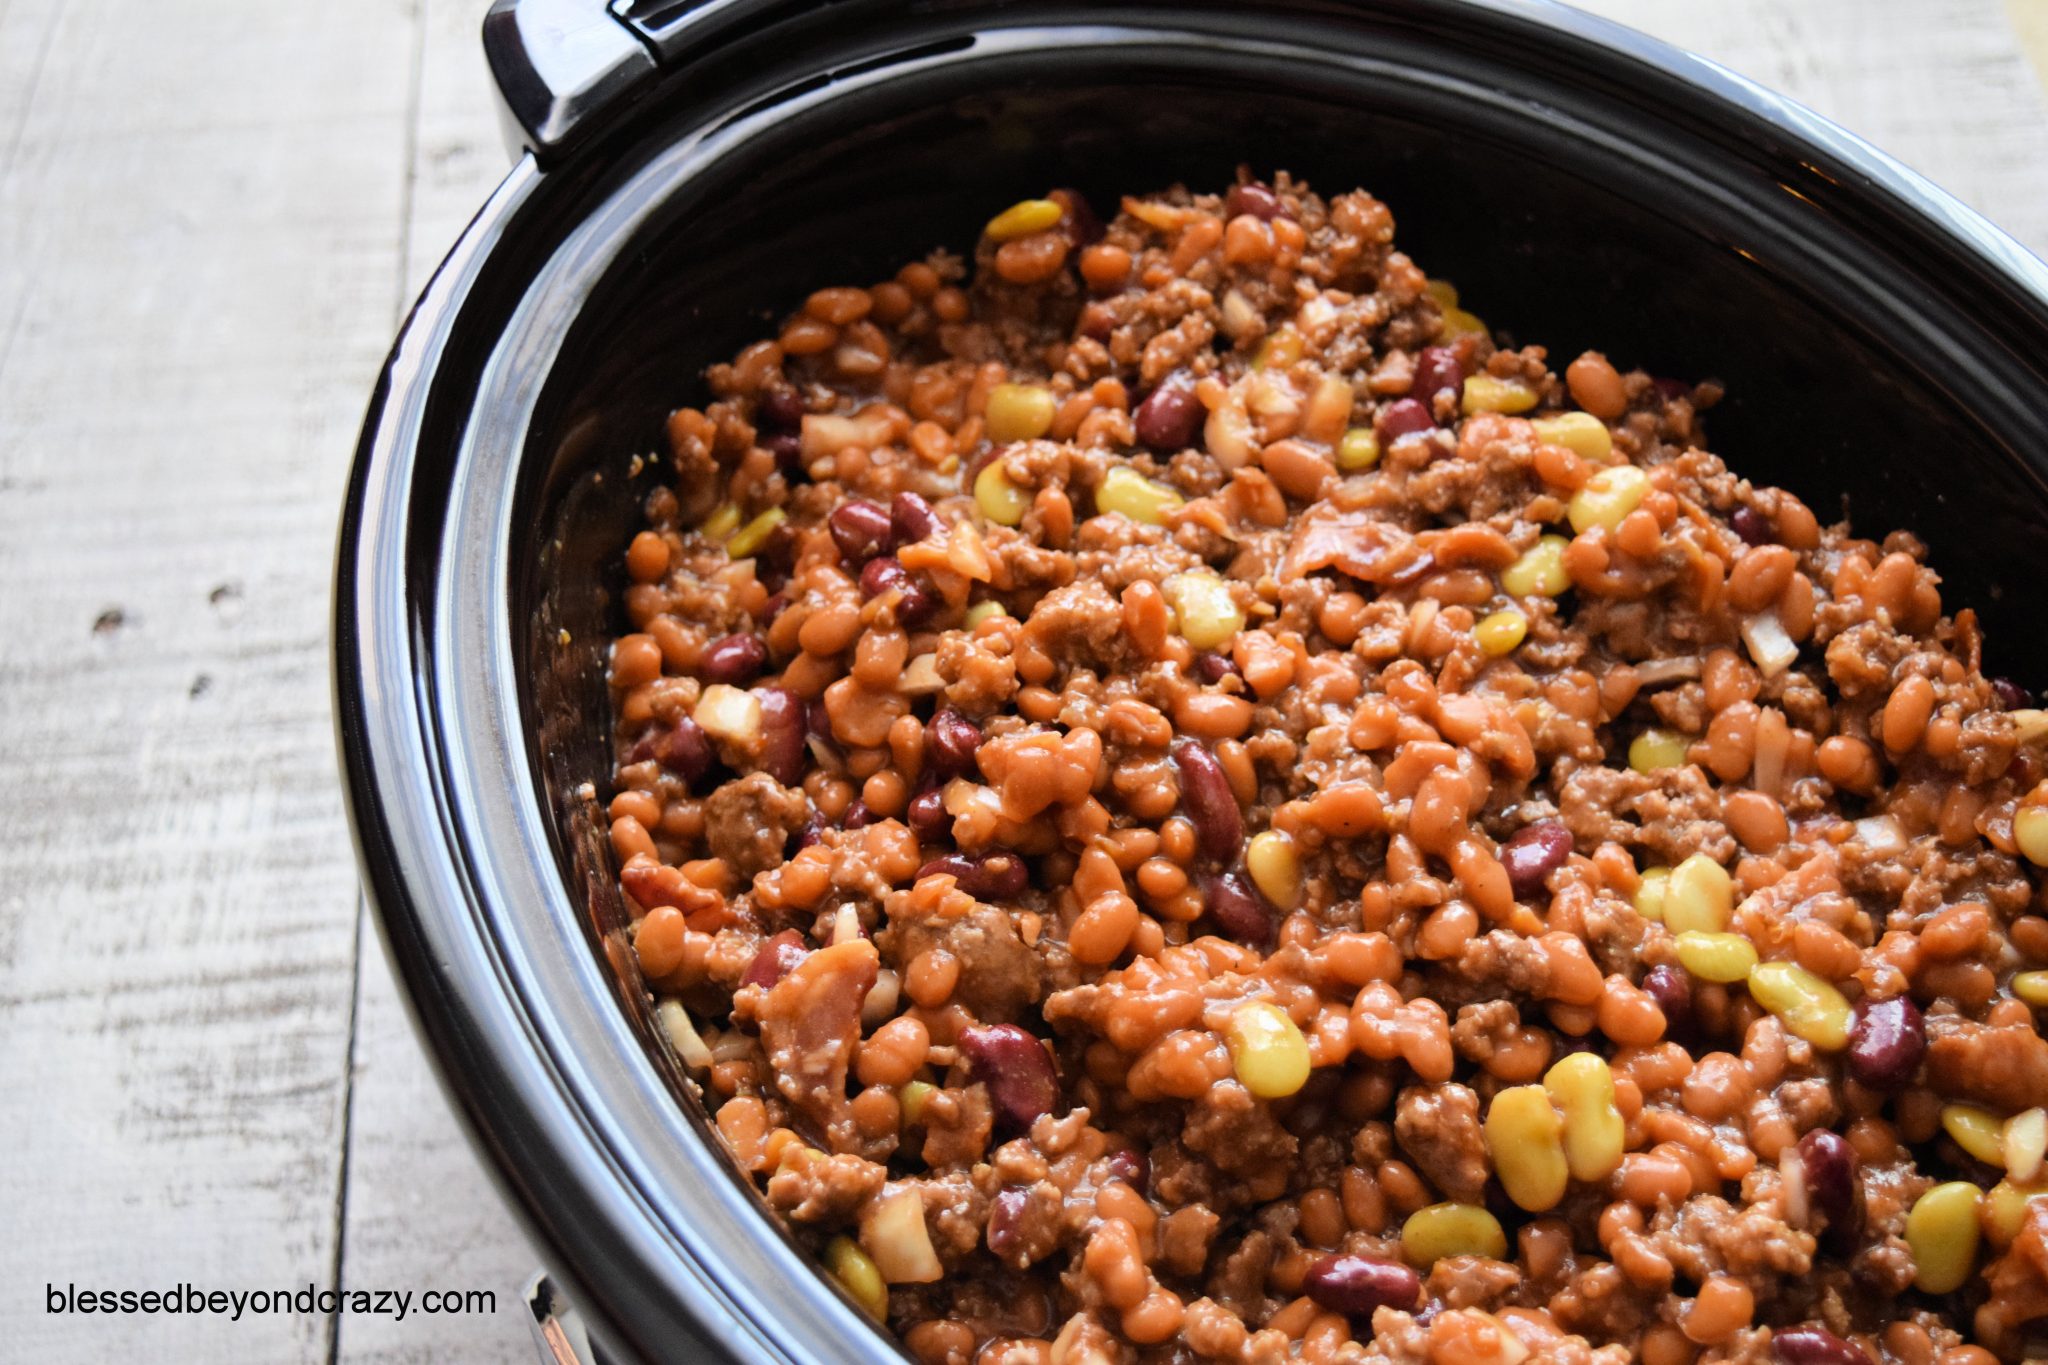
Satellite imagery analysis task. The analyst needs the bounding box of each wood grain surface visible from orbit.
[0,3,2042,1362]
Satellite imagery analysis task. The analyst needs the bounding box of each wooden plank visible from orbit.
[0,1,416,1360]
[1570,0,2048,255]
[333,2,543,1361]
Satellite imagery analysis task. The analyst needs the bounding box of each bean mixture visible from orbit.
[600,173,2048,1363]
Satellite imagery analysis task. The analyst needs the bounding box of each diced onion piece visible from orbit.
[860,1185,943,1284]
[1740,609,1798,677]
[830,903,862,946]
[694,683,763,744]
[2005,1107,2047,1183]
[2011,708,2048,743]
[1633,656,1701,687]
[1853,814,1905,856]
[655,1000,713,1071]
[901,652,945,695]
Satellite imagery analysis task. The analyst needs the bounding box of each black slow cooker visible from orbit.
[333,2,2048,1361]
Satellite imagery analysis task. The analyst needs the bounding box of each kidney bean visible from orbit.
[1795,1127,1861,1248]
[842,799,874,830]
[1844,994,1924,1090]
[1411,346,1465,406]
[741,928,809,991]
[1730,506,1773,546]
[1374,397,1436,446]
[791,812,827,853]
[1173,740,1243,865]
[765,431,804,480]
[758,592,789,627]
[1134,370,1203,452]
[1499,820,1572,900]
[1772,1326,1872,1365]
[1653,376,1691,402]
[1992,676,2030,710]
[1054,188,1105,245]
[1302,1254,1421,1319]
[926,708,984,779]
[891,491,944,545]
[907,786,949,841]
[630,716,713,787]
[986,1186,1031,1261]
[1642,965,1694,1044]
[700,633,767,685]
[1201,872,1273,945]
[1102,1145,1150,1194]
[756,387,807,432]
[755,686,807,787]
[958,1023,1059,1134]
[917,851,1029,901]
[1193,651,1242,685]
[1225,181,1286,222]
[830,499,894,564]
[859,555,937,626]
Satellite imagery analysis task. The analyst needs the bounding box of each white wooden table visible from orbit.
[2,2,2044,1360]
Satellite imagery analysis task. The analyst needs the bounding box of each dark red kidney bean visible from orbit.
[985,1186,1030,1261]
[859,556,937,627]
[1374,397,1436,446]
[907,786,949,841]
[700,633,767,685]
[1173,740,1243,865]
[741,929,809,991]
[757,592,789,627]
[1303,1254,1421,1319]
[755,686,807,787]
[1642,965,1694,1043]
[1499,820,1572,900]
[630,716,713,787]
[1730,506,1772,546]
[958,1023,1059,1134]
[1054,188,1105,245]
[1796,1127,1861,1250]
[1101,1145,1149,1194]
[791,813,827,853]
[842,799,874,830]
[1225,181,1285,222]
[1134,370,1203,452]
[756,387,807,432]
[765,431,804,479]
[891,491,944,545]
[1202,872,1273,945]
[1193,651,1242,685]
[830,499,894,564]
[806,698,833,740]
[926,708,984,779]
[1772,1326,1873,1365]
[1653,376,1691,402]
[1992,676,2030,710]
[916,851,1029,901]
[1411,346,1465,406]
[1845,994,1924,1090]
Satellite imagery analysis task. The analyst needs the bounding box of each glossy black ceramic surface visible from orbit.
[334,3,2048,1362]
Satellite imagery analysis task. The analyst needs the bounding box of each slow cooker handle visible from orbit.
[482,0,814,160]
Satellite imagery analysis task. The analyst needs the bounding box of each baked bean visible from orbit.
[1566,352,1628,418]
